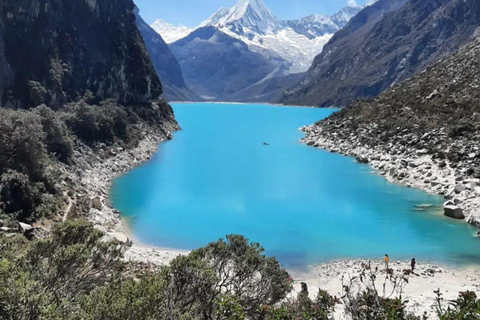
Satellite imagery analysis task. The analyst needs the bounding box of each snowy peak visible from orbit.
[151,19,193,43]
[201,0,279,35]
[200,7,231,27]
[287,6,362,39]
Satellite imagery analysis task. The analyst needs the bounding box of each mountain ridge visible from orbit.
[135,8,199,101]
[153,0,369,74]
[303,37,480,226]
[281,0,480,107]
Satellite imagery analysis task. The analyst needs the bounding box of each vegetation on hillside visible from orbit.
[1,220,478,320]
[0,99,175,223]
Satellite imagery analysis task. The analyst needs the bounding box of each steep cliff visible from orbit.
[0,0,179,222]
[0,0,163,109]
[134,8,199,101]
[281,0,480,107]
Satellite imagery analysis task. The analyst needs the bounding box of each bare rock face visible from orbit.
[0,0,162,109]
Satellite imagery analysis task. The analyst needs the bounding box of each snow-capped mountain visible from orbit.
[200,0,280,35]
[153,0,376,73]
[198,0,363,73]
[151,20,193,44]
[288,6,361,39]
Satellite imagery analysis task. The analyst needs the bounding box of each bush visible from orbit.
[34,105,73,163]
[0,170,45,221]
[0,109,46,178]
[436,290,480,320]
[0,220,124,320]
[0,229,291,320]
[65,102,132,146]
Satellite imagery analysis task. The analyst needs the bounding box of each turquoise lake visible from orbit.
[110,103,480,270]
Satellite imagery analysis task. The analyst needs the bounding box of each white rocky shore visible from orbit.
[291,259,480,319]
[64,126,188,266]
[300,125,480,229]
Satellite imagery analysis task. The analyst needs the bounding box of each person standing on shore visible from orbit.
[411,258,416,273]
[383,254,389,269]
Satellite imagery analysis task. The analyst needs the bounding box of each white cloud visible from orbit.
[347,0,359,7]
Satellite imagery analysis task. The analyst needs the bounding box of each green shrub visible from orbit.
[34,105,73,163]
[0,220,124,320]
[0,170,45,221]
[436,290,480,320]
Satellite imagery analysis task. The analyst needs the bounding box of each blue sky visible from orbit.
[134,0,370,27]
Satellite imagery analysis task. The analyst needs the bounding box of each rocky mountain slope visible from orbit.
[0,0,167,109]
[226,72,305,103]
[135,8,198,101]
[282,0,480,107]
[302,38,480,226]
[170,26,280,100]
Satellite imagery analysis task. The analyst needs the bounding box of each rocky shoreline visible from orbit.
[61,120,187,266]
[300,124,480,230]
[51,110,479,319]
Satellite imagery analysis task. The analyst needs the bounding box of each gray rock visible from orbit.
[356,156,369,164]
[90,196,102,210]
[454,184,466,193]
[443,205,465,219]
[18,222,34,233]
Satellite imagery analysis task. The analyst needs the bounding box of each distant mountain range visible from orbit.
[153,0,372,74]
[281,0,480,107]
[148,0,371,101]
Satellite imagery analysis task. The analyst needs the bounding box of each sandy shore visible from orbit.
[290,259,480,319]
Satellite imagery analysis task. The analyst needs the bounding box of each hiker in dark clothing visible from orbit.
[411,258,416,272]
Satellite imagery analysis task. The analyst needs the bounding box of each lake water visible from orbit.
[110,103,480,270]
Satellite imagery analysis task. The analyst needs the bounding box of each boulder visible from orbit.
[356,156,369,164]
[454,184,466,193]
[112,232,130,244]
[443,205,465,219]
[18,222,34,233]
[90,196,102,210]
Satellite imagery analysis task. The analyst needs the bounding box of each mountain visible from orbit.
[200,0,279,35]
[281,0,480,107]
[305,37,480,225]
[198,0,364,73]
[0,0,178,222]
[225,72,305,103]
[135,8,198,101]
[170,26,280,100]
[286,6,361,40]
[0,0,166,109]
[151,19,194,44]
